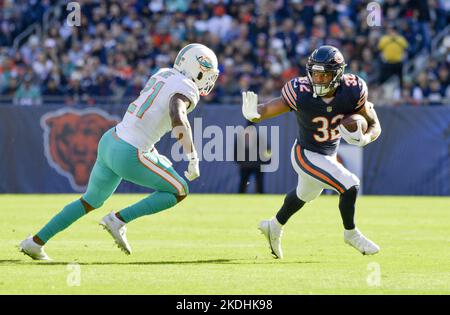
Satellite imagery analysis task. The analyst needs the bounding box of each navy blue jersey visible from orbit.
[281,74,367,155]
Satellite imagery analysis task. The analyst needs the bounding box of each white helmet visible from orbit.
[173,43,219,96]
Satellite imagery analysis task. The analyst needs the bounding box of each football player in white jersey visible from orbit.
[20,44,219,260]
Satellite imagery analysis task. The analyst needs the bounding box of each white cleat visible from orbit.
[258,218,284,259]
[344,228,380,255]
[19,236,52,261]
[100,212,132,255]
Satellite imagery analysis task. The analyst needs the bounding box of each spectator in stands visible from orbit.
[427,80,444,106]
[412,0,432,53]
[13,74,42,106]
[443,36,450,64]
[3,77,19,97]
[124,76,144,98]
[412,72,430,105]
[393,77,421,106]
[208,5,233,41]
[0,57,12,93]
[1,0,448,106]
[378,24,409,89]
[65,78,86,106]
[437,66,449,95]
[348,60,368,82]
[32,53,53,82]
[43,78,64,99]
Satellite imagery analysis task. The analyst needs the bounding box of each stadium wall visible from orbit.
[0,104,448,196]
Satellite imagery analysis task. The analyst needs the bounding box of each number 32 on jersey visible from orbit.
[312,115,344,142]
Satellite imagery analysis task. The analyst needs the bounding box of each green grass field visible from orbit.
[1,194,449,294]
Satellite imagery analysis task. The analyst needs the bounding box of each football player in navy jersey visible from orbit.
[242,45,381,258]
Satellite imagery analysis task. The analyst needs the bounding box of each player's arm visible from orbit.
[169,93,194,154]
[242,92,291,123]
[356,101,381,143]
[169,93,199,181]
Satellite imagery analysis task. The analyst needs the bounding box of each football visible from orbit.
[339,114,368,133]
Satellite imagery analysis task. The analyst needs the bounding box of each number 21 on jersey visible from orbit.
[127,77,165,119]
[312,115,344,142]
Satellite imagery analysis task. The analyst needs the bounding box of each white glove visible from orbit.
[337,121,371,147]
[184,151,200,181]
[242,91,260,121]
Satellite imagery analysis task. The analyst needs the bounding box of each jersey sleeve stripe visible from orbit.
[287,81,297,102]
[355,103,364,110]
[282,84,295,101]
[282,88,297,110]
[355,92,367,109]
[355,78,368,109]
[358,96,366,105]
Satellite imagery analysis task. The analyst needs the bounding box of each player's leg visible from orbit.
[299,146,379,255]
[20,130,122,260]
[275,190,305,225]
[113,148,188,223]
[36,133,121,244]
[97,138,188,254]
[339,185,358,230]
[258,142,323,259]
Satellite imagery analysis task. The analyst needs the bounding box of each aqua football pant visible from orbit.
[82,127,188,208]
[36,128,188,243]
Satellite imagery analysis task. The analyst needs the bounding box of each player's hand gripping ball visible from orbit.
[337,114,370,147]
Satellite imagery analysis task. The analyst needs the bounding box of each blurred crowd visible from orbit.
[0,0,449,107]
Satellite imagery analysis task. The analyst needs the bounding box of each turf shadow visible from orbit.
[3,259,322,266]
[0,260,22,264]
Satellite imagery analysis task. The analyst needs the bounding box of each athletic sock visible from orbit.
[117,191,178,223]
[339,186,359,230]
[36,199,86,243]
[275,189,306,225]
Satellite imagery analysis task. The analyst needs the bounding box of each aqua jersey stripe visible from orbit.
[175,44,200,66]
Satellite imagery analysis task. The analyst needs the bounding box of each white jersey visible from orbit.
[116,68,199,151]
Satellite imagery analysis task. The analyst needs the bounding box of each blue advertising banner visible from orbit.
[364,106,450,195]
[0,104,449,195]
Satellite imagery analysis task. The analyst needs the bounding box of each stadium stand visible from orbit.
[0,0,449,106]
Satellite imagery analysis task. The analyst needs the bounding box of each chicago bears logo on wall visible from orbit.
[41,108,119,192]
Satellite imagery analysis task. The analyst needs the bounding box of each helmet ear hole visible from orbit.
[197,72,203,80]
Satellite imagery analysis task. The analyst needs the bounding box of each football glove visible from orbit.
[184,151,200,181]
[337,121,371,147]
[242,91,260,121]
